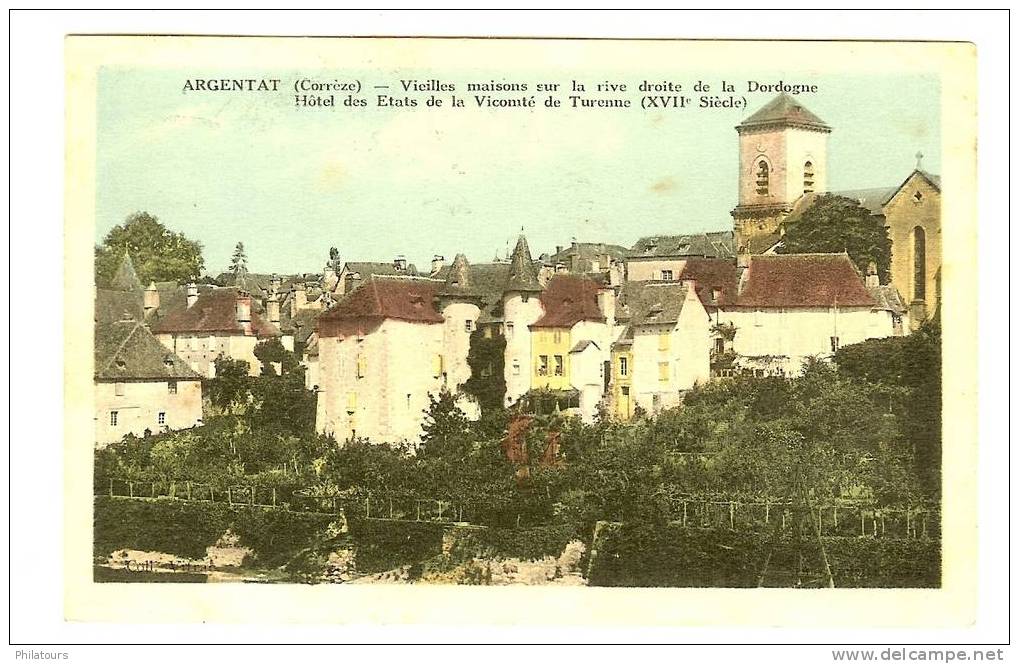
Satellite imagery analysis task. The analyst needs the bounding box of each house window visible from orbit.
[483,326,493,339]
[830,336,840,353]
[714,338,725,354]
[803,161,815,194]
[506,323,515,338]
[658,361,669,382]
[913,226,927,301]
[432,354,444,378]
[537,355,549,376]
[658,331,670,351]
[158,412,166,426]
[464,320,474,332]
[619,356,628,377]
[554,355,564,376]
[756,160,770,195]
[110,411,118,427]
[753,309,763,326]
[512,360,520,376]
[346,392,357,413]
[481,363,493,378]
[115,382,125,396]
[553,329,562,344]
[167,381,177,395]
[661,270,673,281]
[356,354,366,379]
[406,394,411,410]
[913,190,923,203]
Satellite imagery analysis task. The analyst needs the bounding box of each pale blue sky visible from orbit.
[96,67,939,276]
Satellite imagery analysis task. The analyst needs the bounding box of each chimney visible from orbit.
[394,255,408,272]
[143,281,160,314]
[711,288,723,304]
[865,262,880,288]
[555,245,563,255]
[431,255,445,274]
[269,273,282,295]
[292,283,307,314]
[266,293,281,326]
[235,290,252,334]
[186,283,199,308]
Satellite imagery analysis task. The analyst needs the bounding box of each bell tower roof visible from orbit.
[738,93,830,133]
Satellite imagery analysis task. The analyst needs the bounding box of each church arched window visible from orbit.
[755,160,770,195]
[803,161,815,194]
[913,226,927,301]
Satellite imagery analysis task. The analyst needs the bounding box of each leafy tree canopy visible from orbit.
[778,194,893,283]
[95,212,204,287]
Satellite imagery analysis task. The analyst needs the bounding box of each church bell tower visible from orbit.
[731,93,831,255]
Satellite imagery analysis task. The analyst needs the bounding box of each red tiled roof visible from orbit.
[150,287,280,337]
[734,254,875,309]
[531,274,605,329]
[677,258,740,309]
[317,276,443,338]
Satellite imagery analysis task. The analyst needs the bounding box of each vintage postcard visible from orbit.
[64,36,977,626]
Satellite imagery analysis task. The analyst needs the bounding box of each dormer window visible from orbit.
[163,356,174,369]
[756,160,770,195]
[803,161,815,194]
[913,191,923,203]
[115,359,127,370]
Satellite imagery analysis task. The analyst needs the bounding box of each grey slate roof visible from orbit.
[110,252,143,292]
[434,261,512,324]
[629,231,735,259]
[95,289,144,325]
[616,281,692,326]
[95,320,201,381]
[738,93,830,131]
[505,235,542,292]
[550,242,628,272]
[867,285,908,315]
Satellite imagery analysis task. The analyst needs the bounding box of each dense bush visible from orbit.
[587,522,940,588]
[93,496,337,563]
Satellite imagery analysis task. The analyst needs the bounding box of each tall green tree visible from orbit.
[95,212,204,287]
[778,194,893,282]
[230,242,249,275]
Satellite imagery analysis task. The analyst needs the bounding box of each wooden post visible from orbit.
[682,501,687,527]
[861,510,866,536]
[187,481,192,501]
[781,510,787,530]
[765,502,770,525]
[729,502,735,529]
[390,498,394,519]
[365,496,370,519]
[906,509,911,538]
[272,487,277,507]
[109,479,114,497]
[417,502,421,521]
[128,481,134,498]
[922,513,928,538]
[227,488,232,505]
[834,506,838,530]
[210,487,214,502]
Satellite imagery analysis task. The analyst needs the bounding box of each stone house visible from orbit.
[94,318,203,447]
[151,287,284,378]
[718,253,904,376]
[610,280,711,417]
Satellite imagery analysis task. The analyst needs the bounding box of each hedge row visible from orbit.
[587,522,940,588]
[93,496,338,564]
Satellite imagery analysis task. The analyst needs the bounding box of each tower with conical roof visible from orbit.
[501,235,545,405]
[437,253,483,396]
[110,251,143,292]
[732,93,831,255]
